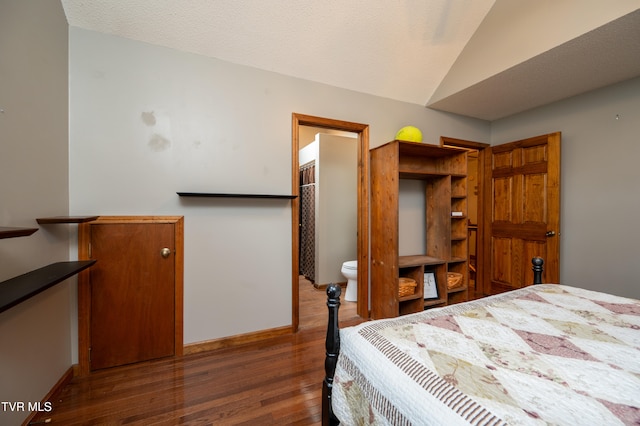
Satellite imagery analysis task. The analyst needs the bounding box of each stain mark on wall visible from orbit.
[141,111,156,126]
[149,133,171,152]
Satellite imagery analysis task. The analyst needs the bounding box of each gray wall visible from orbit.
[491,76,640,299]
[316,134,358,285]
[299,133,358,286]
[68,28,490,347]
[0,1,70,424]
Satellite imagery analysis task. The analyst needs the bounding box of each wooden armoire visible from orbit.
[370,140,469,319]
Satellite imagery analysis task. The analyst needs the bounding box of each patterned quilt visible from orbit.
[332,285,640,425]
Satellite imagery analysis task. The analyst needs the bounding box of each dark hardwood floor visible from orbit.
[298,276,358,329]
[29,280,362,425]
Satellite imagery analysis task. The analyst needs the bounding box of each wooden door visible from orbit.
[482,133,561,294]
[78,216,184,373]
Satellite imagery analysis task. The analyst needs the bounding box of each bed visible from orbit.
[322,258,640,425]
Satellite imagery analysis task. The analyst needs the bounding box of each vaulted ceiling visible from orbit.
[61,1,640,121]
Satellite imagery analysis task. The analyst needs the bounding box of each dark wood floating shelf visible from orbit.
[177,192,297,199]
[0,227,38,239]
[0,260,96,314]
[36,216,99,224]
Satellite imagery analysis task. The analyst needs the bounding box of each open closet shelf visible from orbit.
[370,140,469,318]
[0,227,38,239]
[0,260,96,314]
[398,255,446,267]
[36,216,99,224]
[177,192,297,199]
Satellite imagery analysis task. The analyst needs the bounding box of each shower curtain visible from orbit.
[299,162,315,281]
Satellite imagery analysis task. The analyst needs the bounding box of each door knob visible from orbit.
[546,231,556,237]
[160,247,171,258]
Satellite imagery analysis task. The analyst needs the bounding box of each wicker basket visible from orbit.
[398,277,417,297]
[447,272,463,289]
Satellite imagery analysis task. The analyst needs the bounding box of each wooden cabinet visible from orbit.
[370,140,469,319]
[77,216,184,374]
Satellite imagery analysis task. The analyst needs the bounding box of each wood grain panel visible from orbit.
[523,173,547,222]
[491,237,512,284]
[523,144,547,164]
[370,142,399,318]
[492,150,512,168]
[493,177,512,221]
[90,222,175,370]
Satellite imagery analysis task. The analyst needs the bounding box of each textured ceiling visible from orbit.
[61,1,640,121]
[60,0,495,106]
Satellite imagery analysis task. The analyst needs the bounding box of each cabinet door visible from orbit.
[483,132,560,294]
[89,222,176,370]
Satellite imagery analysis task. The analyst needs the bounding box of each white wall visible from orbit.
[68,28,490,346]
[0,1,71,424]
[315,134,358,285]
[491,76,640,299]
[299,140,317,167]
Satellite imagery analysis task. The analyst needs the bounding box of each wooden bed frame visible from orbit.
[322,257,546,426]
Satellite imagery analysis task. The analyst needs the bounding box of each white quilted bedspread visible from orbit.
[332,285,640,425]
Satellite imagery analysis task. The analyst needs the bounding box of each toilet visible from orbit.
[341,260,358,302]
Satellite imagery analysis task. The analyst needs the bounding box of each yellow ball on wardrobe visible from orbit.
[395,126,423,142]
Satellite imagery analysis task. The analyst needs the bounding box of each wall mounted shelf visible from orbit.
[0,260,96,314]
[0,227,38,239]
[36,216,99,224]
[177,192,297,199]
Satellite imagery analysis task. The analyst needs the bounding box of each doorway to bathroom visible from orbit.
[291,114,369,331]
[298,129,358,329]
[298,130,358,287]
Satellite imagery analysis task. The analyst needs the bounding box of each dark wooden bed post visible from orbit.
[323,284,341,426]
[532,257,544,284]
